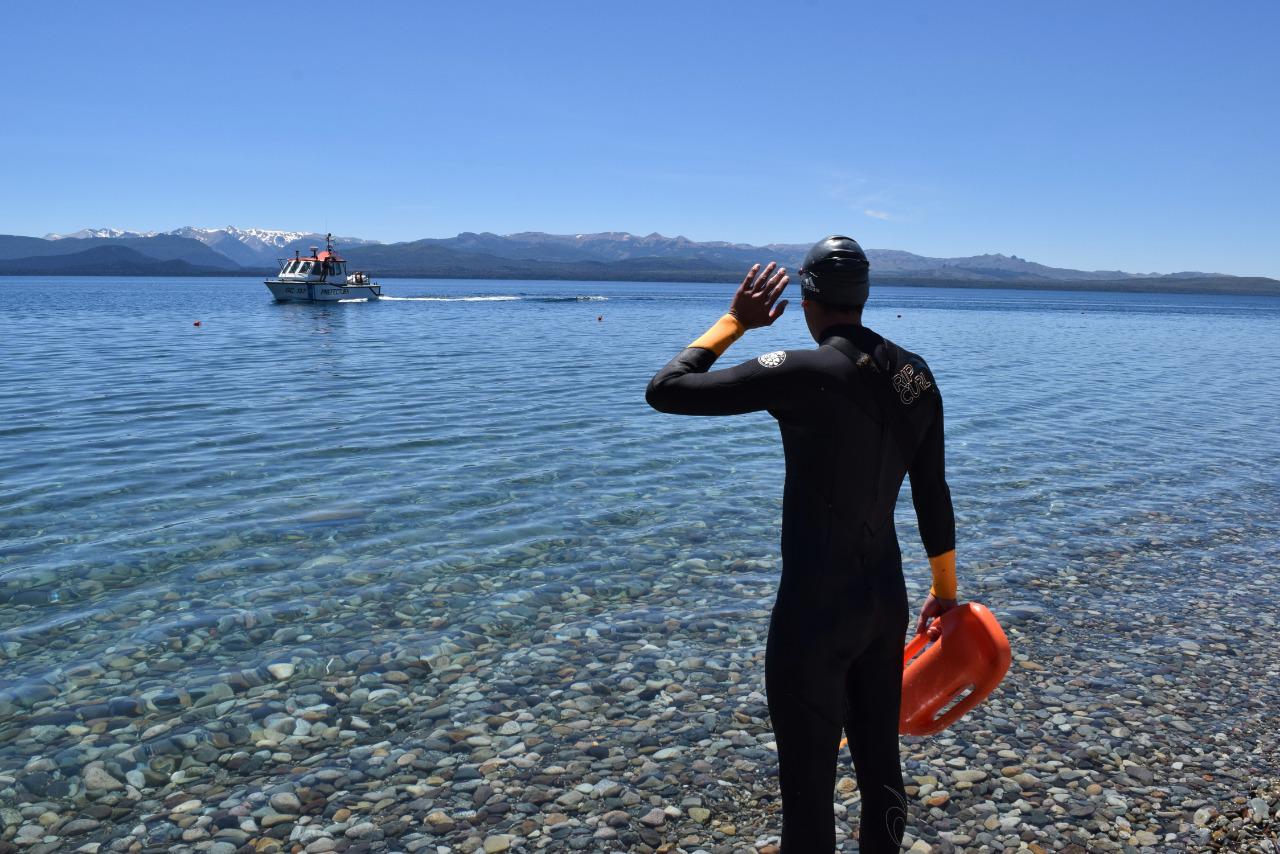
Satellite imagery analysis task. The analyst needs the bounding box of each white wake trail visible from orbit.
[379,295,522,302]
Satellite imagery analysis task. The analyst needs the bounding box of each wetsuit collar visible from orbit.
[818,323,869,346]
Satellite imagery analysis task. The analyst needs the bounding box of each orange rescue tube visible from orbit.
[838,602,1011,747]
[899,602,1011,736]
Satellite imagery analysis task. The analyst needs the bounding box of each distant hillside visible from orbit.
[872,275,1280,296]
[0,245,239,276]
[0,233,239,270]
[5,228,1278,296]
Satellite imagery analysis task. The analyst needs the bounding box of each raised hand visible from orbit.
[729,262,789,330]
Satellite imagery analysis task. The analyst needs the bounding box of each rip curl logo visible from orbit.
[892,363,931,405]
[757,351,786,368]
[882,783,908,846]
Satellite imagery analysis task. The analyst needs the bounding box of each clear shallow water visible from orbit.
[1,277,1278,756]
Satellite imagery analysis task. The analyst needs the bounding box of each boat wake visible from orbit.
[379,295,522,302]
[379,295,609,303]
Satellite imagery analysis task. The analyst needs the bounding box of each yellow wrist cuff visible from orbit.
[689,313,746,357]
[928,550,957,600]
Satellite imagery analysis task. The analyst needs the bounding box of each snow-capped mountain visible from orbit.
[171,227,381,267]
[44,228,161,240]
[47,226,382,267]
[172,226,315,249]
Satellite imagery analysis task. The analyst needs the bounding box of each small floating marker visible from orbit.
[896,314,902,318]
[597,315,603,322]
[193,320,202,327]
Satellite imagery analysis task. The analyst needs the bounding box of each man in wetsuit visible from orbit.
[646,236,959,852]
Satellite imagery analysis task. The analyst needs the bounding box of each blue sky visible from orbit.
[2,1,1276,276]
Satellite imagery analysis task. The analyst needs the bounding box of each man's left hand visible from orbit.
[915,593,959,640]
[729,262,789,330]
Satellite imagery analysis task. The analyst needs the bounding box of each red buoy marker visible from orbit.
[193,321,202,327]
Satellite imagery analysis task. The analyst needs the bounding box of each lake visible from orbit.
[1,276,1278,851]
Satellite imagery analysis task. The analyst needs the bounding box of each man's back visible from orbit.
[646,322,954,579]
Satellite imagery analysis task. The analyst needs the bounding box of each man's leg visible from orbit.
[842,624,908,853]
[766,612,845,852]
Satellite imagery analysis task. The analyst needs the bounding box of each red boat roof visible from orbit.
[291,250,345,262]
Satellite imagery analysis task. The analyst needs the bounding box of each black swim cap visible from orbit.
[799,235,870,308]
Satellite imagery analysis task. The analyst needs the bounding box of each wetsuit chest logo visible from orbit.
[892,364,932,404]
[757,351,787,368]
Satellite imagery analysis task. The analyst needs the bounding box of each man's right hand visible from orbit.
[729,262,789,330]
[915,593,959,640]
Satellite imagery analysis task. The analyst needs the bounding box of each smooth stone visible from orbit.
[268,792,301,814]
[267,663,295,681]
[81,766,123,791]
[639,808,667,827]
[61,819,99,836]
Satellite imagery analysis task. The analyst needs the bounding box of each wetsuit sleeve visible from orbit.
[908,398,957,598]
[689,313,746,356]
[646,316,810,416]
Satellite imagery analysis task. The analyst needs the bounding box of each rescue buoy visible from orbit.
[899,603,1011,736]
[838,602,1012,742]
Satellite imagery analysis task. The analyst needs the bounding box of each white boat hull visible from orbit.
[265,280,382,301]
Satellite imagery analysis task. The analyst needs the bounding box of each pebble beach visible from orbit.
[2,279,1279,852]
[2,507,1278,854]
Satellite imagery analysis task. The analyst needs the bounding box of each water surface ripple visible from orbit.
[1,277,1278,767]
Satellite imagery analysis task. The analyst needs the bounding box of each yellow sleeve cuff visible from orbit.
[928,550,957,600]
[689,313,746,357]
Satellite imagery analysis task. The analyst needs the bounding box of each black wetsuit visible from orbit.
[646,324,954,853]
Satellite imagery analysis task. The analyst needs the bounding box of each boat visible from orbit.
[264,233,381,301]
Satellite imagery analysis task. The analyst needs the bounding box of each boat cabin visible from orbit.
[275,246,347,283]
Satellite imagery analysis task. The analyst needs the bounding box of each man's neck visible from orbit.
[818,319,865,342]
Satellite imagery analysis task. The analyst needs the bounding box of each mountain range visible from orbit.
[1,226,1275,295]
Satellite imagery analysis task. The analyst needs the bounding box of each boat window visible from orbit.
[300,261,313,275]
[286,261,300,275]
